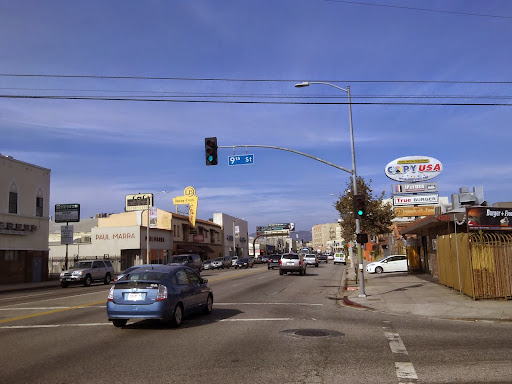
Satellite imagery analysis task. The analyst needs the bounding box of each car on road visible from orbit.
[221,256,232,268]
[169,254,203,274]
[261,255,270,263]
[334,252,347,265]
[60,259,114,287]
[366,255,408,274]
[211,258,224,269]
[202,260,213,270]
[317,254,328,263]
[107,265,213,328]
[114,264,149,283]
[279,253,306,276]
[231,256,239,266]
[234,257,254,269]
[304,254,319,267]
[267,254,281,270]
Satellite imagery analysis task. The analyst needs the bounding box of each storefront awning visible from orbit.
[198,245,214,253]
[176,244,204,254]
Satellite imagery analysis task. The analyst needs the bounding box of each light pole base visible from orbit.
[358,293,367,298]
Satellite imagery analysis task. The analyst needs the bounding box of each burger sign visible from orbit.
[385,156,442,182]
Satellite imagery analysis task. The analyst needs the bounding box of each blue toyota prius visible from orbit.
[107,264,213,328]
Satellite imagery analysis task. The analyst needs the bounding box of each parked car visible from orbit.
[231,256,239,266]
[211,258,224,269]
[261,255,270,263]
[279,253,306,276]
[107,265,213,328]
[169,254,203,274]
[334,252,347,265]
[327,254,334,261]
[267,254,281,270]
[221,256,232,269]
[234,257,254,269]
[304,254,319,267]
[366,255,408,274]
[60,259,114,287]
[202,260,213,270]
[317,254,328,263]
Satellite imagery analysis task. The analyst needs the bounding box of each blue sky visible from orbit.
[2,0,512,233]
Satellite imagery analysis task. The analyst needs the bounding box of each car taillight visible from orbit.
[107,285,114,301]
[279,260,282,266]
[157,284,168,301]
[299,260,302,266]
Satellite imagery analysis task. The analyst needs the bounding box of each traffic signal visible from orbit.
[205,137,218,166]
[353,194,366,218]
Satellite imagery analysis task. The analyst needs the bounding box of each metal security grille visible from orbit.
[437,232,512,300]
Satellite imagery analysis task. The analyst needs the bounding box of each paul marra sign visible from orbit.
[385,156,442,182]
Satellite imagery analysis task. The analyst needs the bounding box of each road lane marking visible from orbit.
[0,300,106,324]
[383,322,419,384]
[1,323,112,329]
[216,302,323,306]
[220,318,293,322]
[0,306,105,310]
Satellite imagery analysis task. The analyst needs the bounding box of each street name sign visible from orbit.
[228,154,254,166]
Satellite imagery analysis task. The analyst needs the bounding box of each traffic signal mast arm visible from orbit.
[217,144,354,175]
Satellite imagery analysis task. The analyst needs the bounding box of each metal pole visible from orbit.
[65,221,69,270]
[146,198,150,264]
[233,221,236,256]
[347,86,366,297]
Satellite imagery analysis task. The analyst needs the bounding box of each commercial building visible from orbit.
[312,223,343,254]
[0,155,50,284]
[212,213,248,259]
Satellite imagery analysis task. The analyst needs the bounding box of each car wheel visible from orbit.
[169,303,183,327]
[268,266,270,270]
[279,269,283,275]
[60,282,69,288]
[299,269,304,276]
[375,266,383,274]
[112,319,127,328]
[104,273,111,285]
[83,275,92,287]
[315,263,318,267]
[202,294,213,315]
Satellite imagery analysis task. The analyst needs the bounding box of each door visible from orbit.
[32,256,42,282]
[175,268,195,312]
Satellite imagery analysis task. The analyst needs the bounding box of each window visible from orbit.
[36,196,43,217]
[186,269,200,284]
[9,192,17,214]
[175,269,190,285]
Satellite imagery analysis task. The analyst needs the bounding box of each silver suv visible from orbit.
[279,253,307,276]
[60,260,114,288]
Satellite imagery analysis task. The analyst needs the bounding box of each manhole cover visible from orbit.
[280,329,344,338]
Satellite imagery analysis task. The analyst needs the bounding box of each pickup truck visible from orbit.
[303,254,319,267]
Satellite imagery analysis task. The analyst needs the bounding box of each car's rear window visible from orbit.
[283,254,299,259]
[118,271,167,282]
[171,256,189,262]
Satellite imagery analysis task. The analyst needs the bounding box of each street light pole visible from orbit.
[295,81,366,297]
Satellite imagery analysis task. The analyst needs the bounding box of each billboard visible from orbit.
[467,207,512,230]
[392,182,438,194]
[125,194,153,212]
[267,223,295,231]
[55,204,80,223]
[393,194,439,206]
[385,156,442,182]
[394,206,436,217]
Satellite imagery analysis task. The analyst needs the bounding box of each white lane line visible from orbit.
[216,302,323,306]
[384,332,409,355]
[231,284,242,287]
[1,323,112,329]
[383,322,419,383]
[0,306,105,310]
[395,362,419,381]
[220,318,293,322]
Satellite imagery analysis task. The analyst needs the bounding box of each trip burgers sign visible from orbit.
[385,156,442,182]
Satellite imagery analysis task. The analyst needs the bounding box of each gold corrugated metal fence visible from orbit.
[437,232,512,300]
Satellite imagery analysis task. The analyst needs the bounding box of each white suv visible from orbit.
[279,253,307,276]
[303,254,319,267]
[60,260,114,287]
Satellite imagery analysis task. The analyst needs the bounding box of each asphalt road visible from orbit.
[1,263,511,383]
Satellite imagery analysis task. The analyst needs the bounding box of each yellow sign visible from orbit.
[173,186,198,227]
[394,206,436,217]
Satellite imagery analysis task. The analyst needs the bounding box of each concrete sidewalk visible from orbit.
[343,267,512,323]
[0,280,62,294]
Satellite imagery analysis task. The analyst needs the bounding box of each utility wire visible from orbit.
[324,0,512,19]
[1,94,511,106]
[1,73,511,84]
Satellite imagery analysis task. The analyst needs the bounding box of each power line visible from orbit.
[2,94,511,106]
[324,0,512,19]
[1,73,511,84]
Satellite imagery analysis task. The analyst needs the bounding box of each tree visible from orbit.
[334,176,394,242]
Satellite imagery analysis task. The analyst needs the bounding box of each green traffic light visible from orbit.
[208,155,213,162]
[358,210,363,216]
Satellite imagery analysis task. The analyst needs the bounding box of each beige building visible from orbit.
[312,223,343,254]
[0,155,50,284]
[49,209,224,273]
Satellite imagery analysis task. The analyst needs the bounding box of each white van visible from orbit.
[333,252,347,265]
